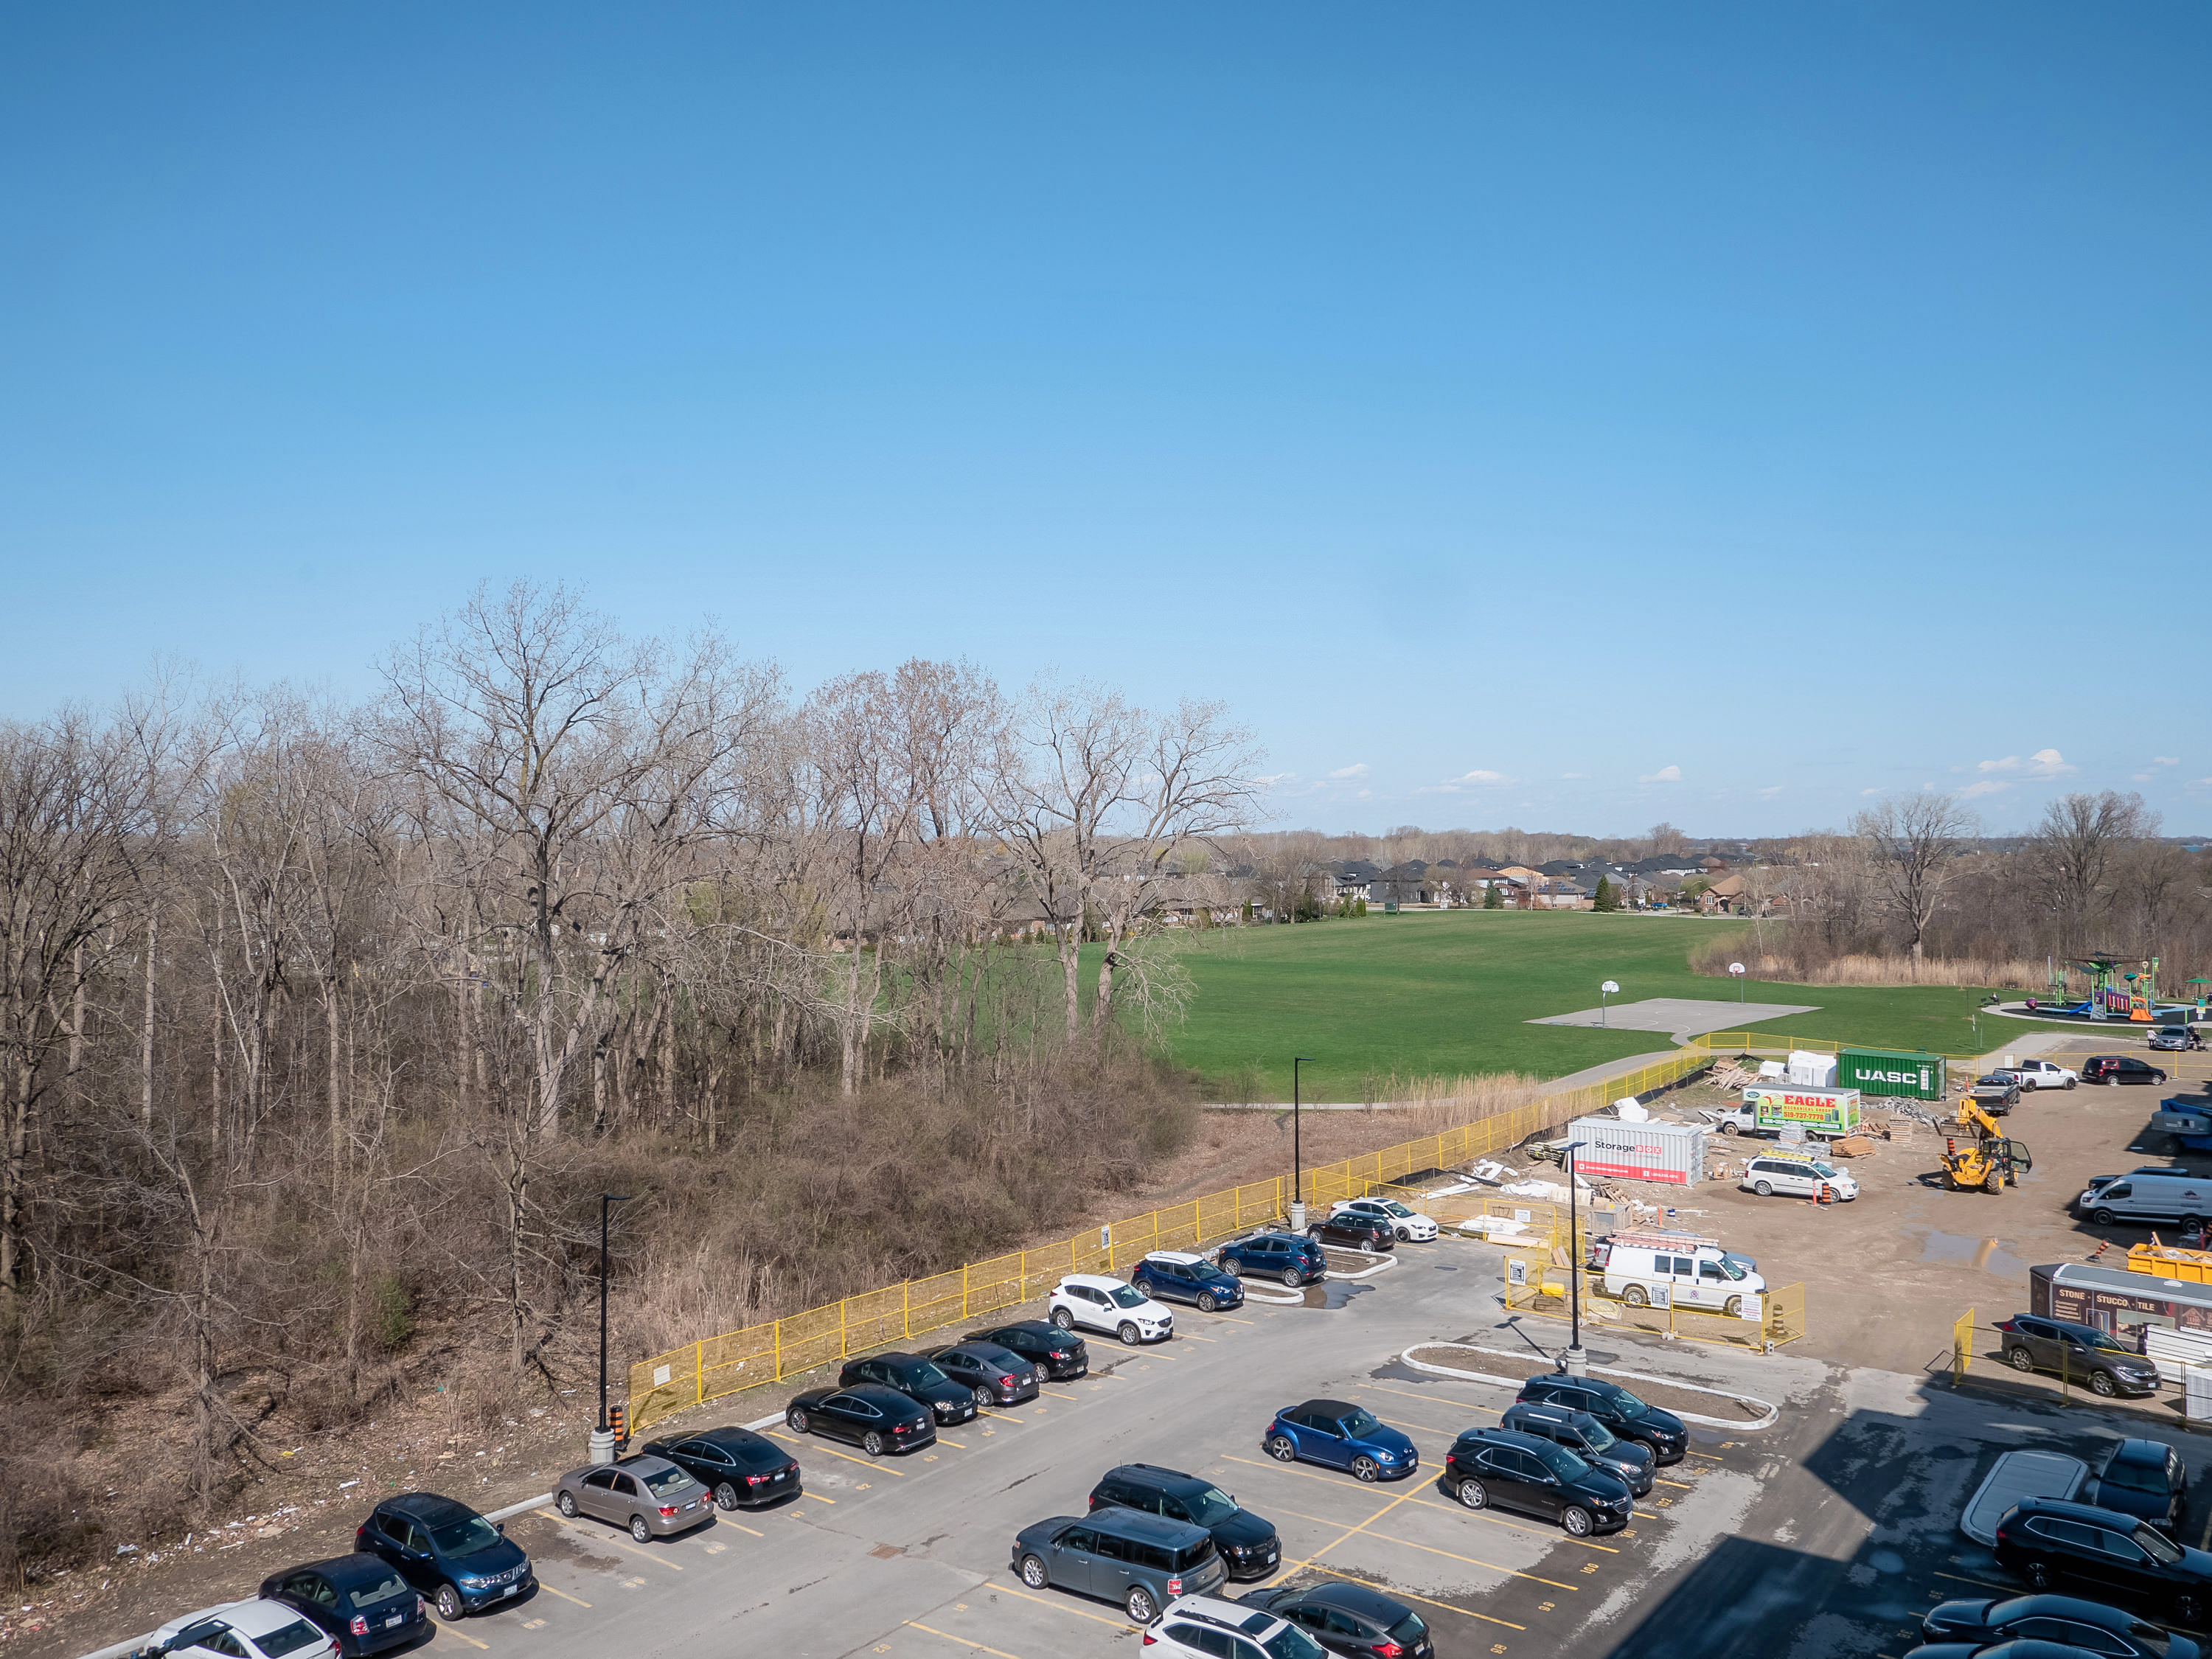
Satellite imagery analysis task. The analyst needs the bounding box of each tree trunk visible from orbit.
[326,973,345,1189]
[142,907,157,1127]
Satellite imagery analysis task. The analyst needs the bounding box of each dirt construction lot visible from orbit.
[1652,1035,2212,1380]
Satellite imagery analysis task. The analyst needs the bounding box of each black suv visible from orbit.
[1501,1401,1655,1496]
[1922,1591,2205,1659]
[639,1425,802,1509]
[1307,1212,1395,1253]
[1088,1463,1280,1581]
[259,1552,428,1656]
[1130,1252,1247,1312]
[2085,1057,2170,1087]
[838,1351,979,1427]
[964,1320,1088,1380]
[1441,1425,1635,1537]
[1994,1316,2161,1398]
[1238,1580,1435,1659]
[1217,1232,1328,1288]
[354,1492,534,1621]
[1994,1497,2212,1622]
[2084,1439,2191,1535]
[1516,1374,1688,1464]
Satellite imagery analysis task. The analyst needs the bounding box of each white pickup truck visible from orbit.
[2008,1058,2079,1091]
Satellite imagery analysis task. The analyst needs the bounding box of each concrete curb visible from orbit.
[1324,1253,1401,1282]
[1234,1281,1306,1306]
[1399,1342,1781,1431]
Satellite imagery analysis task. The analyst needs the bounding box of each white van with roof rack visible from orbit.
[1587,1230,1765,1318]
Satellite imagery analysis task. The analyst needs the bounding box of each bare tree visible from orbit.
[380,581,775,1135]
[1852,793,1979,963]
[2035,790,2156,947]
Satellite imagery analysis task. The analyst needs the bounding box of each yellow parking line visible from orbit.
[994,1580,1130,1630]
[1268,1498,1615,1564]
[1658,1478,1693,1490]
[718,1519,765,1537]
[1396,1493,1620,1552]
[801,1491,837,1505]
[1933,1570,2018,1594]
[936,1436,970,1449]
[1040,1388,1080,1400]
[1179,1332,1218,1342]
[1330,1570,1524,1631]
[768,1431,904,1476]
[1269,1487,1423,1584]
[978,1409,1029,1423]
[538,1583,592,1607]
[1208,1313,1256,1324]
[1353,1525,1584,1590]
[1357,1380,1500,1417]
[437,1627,490,1651]
[534,1509,686,1569]
[908,1619,1025,1659]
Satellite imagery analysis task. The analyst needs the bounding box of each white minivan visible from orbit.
[1591,1233,1767,1318]
[1740,1155,1858,1202]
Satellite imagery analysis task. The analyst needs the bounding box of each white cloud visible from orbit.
[1256,771,1298,787]
[1859,787,1882,796]
[2137,757,2182,781]
[1756,785,1784,799]
[1414,768,1514,796]
[1561,772,1589,780]
[1974,748,2074,779]
[1326,762,1369,779]
[1958,779,2010,799]
[1638,765,1683,784]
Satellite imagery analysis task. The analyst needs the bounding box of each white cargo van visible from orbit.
[1589,1231,1766,1317]
[2077,1166,2212,1228]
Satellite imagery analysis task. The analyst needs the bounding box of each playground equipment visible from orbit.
[2045,953,2165,1021]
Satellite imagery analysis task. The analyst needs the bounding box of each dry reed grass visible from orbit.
[1717,953,2045,988]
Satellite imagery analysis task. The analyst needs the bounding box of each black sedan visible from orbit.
[964,1320,1088,1380]
[639,1425,802,1510]
[1239,1579,1434,1659]
[1923,1593,2199,1659]
[784,1382,936,1456]
[837,1352,978,1427]
[1306,1211,1395,1253]
[260,1553,428,1657]
[919,1340,1040,1407]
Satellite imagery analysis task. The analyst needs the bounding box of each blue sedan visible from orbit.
[1265,1399,1419,1482]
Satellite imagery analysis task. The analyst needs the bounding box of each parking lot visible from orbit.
[213,1200,2205,1659]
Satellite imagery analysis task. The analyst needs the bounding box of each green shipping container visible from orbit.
[1837,1047,1946,1100]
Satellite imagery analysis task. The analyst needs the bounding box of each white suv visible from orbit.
[1048,1274,1175,1345]
[1327,1196,1439,1242]
[1146,1593,1326,1659]
[2011,1058,2078,1090]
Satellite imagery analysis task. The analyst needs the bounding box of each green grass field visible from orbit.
[1143,911,2073,1101]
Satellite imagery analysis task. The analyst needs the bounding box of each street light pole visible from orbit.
[1561,1141,1588,1377]
[591,1192,635,1464]
[1291,1058,1317,1231]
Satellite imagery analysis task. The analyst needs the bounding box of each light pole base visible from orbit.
[587,1427,619,1466]
[1288,1201,1308,1233]
[1562,1344,1590,1377]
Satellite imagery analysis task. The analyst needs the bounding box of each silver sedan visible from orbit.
[554,1454,714,1543]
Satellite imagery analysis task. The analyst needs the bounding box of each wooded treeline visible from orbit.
[1697,791,2212,985]
[0,584,1255,1568]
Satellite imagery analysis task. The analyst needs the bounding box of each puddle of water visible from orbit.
[1916,1228,2028,1278]
[1317,1281,1374,1310]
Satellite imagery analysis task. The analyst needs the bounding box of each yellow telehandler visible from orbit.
[1943,1096,2032,1194]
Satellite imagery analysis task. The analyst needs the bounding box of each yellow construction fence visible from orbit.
[626,1048,1718,1431]
[1690,1032,1983,1065]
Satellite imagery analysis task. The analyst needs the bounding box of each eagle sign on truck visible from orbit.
[1714,1085,1863,1141]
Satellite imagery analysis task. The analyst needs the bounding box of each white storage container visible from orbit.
[1567,1116,1708,1187]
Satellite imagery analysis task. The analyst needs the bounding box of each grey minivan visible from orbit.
[1011,1507,1227,1624]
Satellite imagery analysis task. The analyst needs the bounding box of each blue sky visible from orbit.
[4,4,2206,836]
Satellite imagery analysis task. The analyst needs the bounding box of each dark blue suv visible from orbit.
[1131,1252,1245,1312]
[1217,1232,1327,1289]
